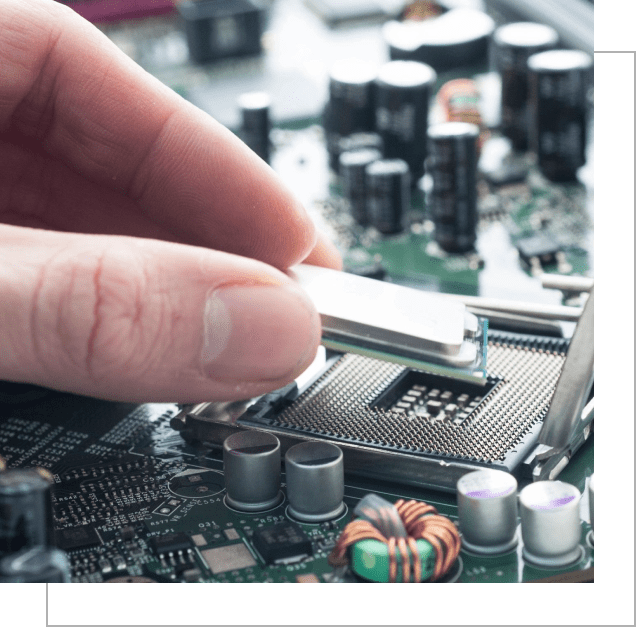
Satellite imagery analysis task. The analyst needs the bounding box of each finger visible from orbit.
[0,137,184,242]
[1,0,316,269]
[302,232,343,270]
[0,224,321,402]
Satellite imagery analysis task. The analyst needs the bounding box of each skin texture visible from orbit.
[0,0,342,402]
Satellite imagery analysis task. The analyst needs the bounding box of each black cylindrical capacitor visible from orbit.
[528,49,592,182]
[492,22,559,151]
[374,60,437,181]
[238,92,271,164]
[324,59,377,172]
[0,468,54,555]
[338,132,383,160]
[366,159,410,234]
[427,122,480,253]
[339,148,382,226]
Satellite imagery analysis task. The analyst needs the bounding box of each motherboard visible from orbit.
[0,385,593,583]
[0,0,594,585]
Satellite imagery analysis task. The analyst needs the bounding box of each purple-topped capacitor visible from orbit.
[520,480,583,567]
[457,469,518,555]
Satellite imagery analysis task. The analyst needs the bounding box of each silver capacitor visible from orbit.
[0,468,54,555]
[285,442,345,523]
[0,546,71,583]
[457,469,518,554]
[223,431,283,512]
[520,480,582,567]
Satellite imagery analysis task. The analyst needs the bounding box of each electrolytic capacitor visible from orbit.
[0,546,71,583]
[324,59,377,172]
[528,49,593,182]
[0,468,54,555]
[285,442,345,523]
[427,121,480,253]
[223,431,283,512]
[519,480,583,568]
[492,22,559,151]
[457,469,518,555]
[374,60,437,180]
[339,148,382,225]
[365,159,411,234]
[238,92,272,164]
[337,132,383,161]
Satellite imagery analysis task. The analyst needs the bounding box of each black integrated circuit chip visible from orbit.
[252,522,312,564]
[55,526,101,551]
[149,532,191,556]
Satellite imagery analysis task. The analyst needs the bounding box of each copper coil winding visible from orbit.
[403,1,443,22]
[329,499,461,582]
[437,78,490,154]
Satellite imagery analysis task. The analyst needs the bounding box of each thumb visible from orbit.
[0,225,321,402]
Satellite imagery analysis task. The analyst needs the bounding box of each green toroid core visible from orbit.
[351,538,435,583]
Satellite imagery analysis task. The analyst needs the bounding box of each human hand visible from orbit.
[0,0,341,402]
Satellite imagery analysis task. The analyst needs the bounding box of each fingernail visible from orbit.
[202,283,320,383]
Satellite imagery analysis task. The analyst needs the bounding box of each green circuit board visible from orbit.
[0,0,594,586]
[0,394,593,583]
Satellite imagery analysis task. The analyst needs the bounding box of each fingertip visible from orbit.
[0,226,324,403]
[302,232,343,270]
